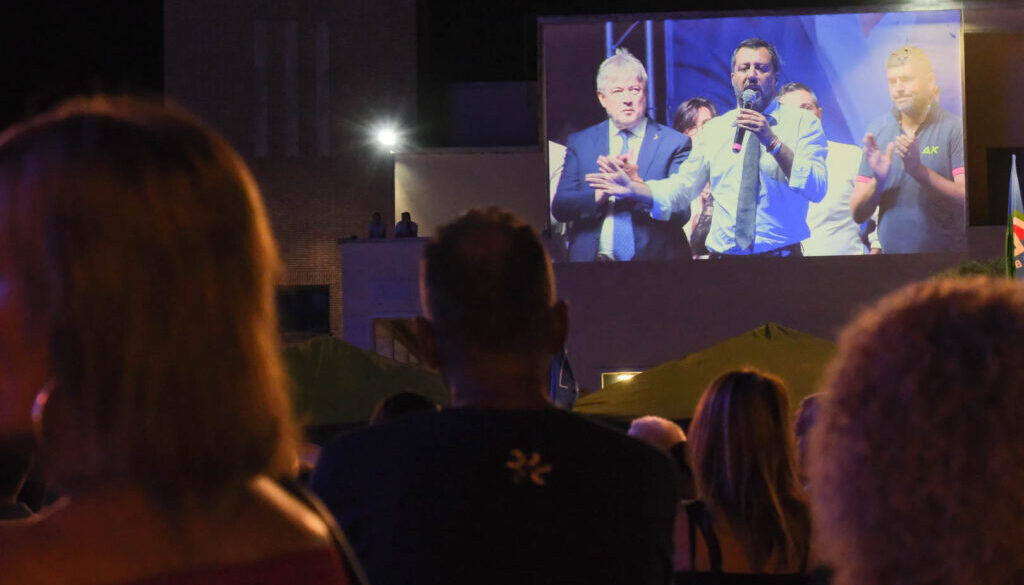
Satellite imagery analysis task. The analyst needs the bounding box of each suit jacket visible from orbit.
[551,118,691,261]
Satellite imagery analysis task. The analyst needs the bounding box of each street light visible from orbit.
[375,125,400,153]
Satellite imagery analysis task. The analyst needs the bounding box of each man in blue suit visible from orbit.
[551,48,691,262]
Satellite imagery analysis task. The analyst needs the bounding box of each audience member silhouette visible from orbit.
[0,96,363,584]
[629,415,686,449]
[0,442,33,521]
[393,211,418,238]
[793,394,820,489]
[676,369,812,584]
[629,415,696,500]
[369,391,440,425]
[368,211,387,238]
[811,277,1024,585]
[312,206,678,585]
[671,97,718,258]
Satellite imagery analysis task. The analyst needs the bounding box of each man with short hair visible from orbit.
[588,38,828,257]
[394,210,418,238]
[312,207,678,585]
[672,97,717,138]
[551,48,692,261]
[673,96,719,257]
[777,82,869,255]
[367,211,386,238]
[849,45,965,253]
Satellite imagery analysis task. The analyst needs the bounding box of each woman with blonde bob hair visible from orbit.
[811,277,1024,585]
[676,369,812,582]
[0,97,361,584]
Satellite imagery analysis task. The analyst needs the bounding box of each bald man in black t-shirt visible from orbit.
[850,45,966,253]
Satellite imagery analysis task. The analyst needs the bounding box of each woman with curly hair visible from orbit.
[0,97,363,584]
[811,277,1024,585]
[676,369,812,583]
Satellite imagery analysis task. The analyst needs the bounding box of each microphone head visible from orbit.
[741,88,758,107]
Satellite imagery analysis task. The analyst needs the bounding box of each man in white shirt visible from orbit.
[777,82,868,256]
[673,97,718,258]
[587,38,827,257]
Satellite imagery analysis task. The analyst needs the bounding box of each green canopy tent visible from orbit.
[283,336,449,435]
[573,323,835,423]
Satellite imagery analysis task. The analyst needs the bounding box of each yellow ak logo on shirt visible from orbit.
[921,145,940,155]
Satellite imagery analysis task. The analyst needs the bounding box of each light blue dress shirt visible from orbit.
[647,102,827,254]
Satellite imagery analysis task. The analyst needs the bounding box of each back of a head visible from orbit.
[812,277,1024,585]
[0,442,32,501]
[628,415,686,452]
[688,369,809,571]
[777,82,818,106]
[793,393,820,482]
[0,96,297,506]
[672,97,717,135]
[369,391,440,425]
[421,206,555,358]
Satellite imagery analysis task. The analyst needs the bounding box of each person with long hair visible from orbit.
[0,96,362,584]
[676,369,812,583]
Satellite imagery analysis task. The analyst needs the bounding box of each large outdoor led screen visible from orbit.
[543,9,964,261]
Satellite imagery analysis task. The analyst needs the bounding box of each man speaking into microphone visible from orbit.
[588,38,827,257]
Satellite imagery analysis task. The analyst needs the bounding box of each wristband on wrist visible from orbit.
[768,136,782,155]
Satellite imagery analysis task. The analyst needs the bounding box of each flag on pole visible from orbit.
[549,347,578,410]
[1007,154,1024,278]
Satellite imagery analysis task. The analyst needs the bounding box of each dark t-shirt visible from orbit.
[858,104,965,253]
[118,547,352,585]
[394,220,418,238]
[311,407,678,585]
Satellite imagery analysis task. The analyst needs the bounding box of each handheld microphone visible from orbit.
[733,88,758,153]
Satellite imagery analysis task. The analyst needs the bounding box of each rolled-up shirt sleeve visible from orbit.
[647,145,708,220]
[787,113,828,202]
[786,113,827,202]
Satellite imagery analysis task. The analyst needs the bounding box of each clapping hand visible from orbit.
[587,155,636,198]
[893,133,923,180]
[863,132,894,186]
[605,154,641,183]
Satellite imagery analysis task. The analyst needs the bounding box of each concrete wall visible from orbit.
[964,29,1024,224]
[418,81,539,148]
[340,239,425,352]
[395,149,548,236]
[341,225,1003,389]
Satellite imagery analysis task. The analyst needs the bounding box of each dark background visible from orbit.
[0,3,164,130]
[0,0,1013,227]
[1,0,903,134]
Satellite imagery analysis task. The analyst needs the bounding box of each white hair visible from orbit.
[596,48,648,93]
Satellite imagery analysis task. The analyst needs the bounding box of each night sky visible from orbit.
[1,0,901,132]
[0,2,163,130]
